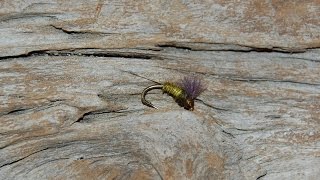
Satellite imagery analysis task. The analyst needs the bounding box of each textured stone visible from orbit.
[0,1,319,180]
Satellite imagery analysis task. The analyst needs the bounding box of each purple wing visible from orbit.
[178,75,206,99]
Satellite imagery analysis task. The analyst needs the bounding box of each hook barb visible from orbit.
[141,84,163,109]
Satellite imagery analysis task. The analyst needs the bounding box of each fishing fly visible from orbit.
[141,75,206,110]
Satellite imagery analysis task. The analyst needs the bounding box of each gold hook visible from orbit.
[141,84,163,109]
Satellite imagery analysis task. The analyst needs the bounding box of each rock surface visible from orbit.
[0,1,319,179]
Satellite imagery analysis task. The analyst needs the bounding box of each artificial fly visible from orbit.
[141,75,206,110]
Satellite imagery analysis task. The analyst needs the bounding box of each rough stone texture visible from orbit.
[0,1,319,180]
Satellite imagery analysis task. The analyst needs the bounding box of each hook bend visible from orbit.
[141,84,163,109]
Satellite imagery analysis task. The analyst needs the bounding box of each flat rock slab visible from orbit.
[0,1,319,180]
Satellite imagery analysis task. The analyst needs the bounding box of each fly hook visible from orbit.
[141,84,163,109]
[141,75,207,111]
